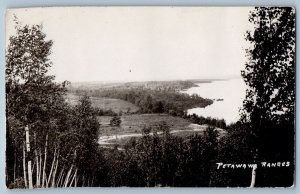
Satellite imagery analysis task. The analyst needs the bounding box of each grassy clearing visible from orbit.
[104,130,206,145]
[97,113,192,136]
[66,93,139,113]
[66,93,225,147]
[98,114,226,146]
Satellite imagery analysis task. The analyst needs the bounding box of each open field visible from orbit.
[97,114,226,146]
[66,93,225,147]
[98,123,226,146]
[66,93,139,113]
[97,113,192,135]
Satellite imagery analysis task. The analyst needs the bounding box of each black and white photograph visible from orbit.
[5,7,295,188]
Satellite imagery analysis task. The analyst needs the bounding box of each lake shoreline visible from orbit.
[181,78,246,124]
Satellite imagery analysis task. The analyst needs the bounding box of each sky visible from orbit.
[6,7,254,82]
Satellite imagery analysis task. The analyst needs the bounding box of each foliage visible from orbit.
[210,122,255,187]
[110,116,122,127]
[5,21,68,187]
[184,113,227,129]
[68,80,198,92]
[72,87,213,117]
[6,22,67,126]
[242,7,295,125]
[6,7,296,188]
[6,22,103,188]
[239,7,295,187]
[94,107,118,116]
[102,124,220,187]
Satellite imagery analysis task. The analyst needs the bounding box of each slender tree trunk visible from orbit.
[59,171,66,187]
[82,174,85,187]
[51,150,59,187]
[25,125,33,189]
[13,149,16,183]
[46,148,57,187]
[146,176,150,187]
[56,167,64,187]
[91,175,94,187]
[74,174,78,187]
[69,168,77,187]
[250,164,257,188]
[27,160,33,188]
[22,143,28,188]
[39,149,42,185]
[31,160,36,175]
[36,151,40,187]
[64,165,74,187]
[34,133,40,187]
[42,134,48,187]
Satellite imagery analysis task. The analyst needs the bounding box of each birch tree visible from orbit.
[242,7,295,187]
[6,19,68,188]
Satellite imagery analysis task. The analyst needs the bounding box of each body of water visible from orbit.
[182,78,247,124]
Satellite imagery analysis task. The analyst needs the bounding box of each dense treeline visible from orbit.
[57,120,291,187]
[103,80,198,92]
[70,88,227,128]
[184,113,227,129]
[8,105,293,187]
[73,88,213,117]
[101,124,219,187]
[68,80,198,93]
[72,88,226,128]
[212,121,294,187]
[72,88,226,129]
[93,107,118,116]
[6,94,105,188]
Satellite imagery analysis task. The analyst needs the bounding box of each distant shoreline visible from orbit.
[65,77,241,86]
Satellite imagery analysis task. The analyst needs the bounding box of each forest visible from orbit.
[72,87,213,117]
[5,7,295,188]
[68,79,200,92]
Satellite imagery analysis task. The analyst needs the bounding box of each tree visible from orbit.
[153,101,164,113]
[6,19,69,188]
[6,20,67,125]
[110,116,122,127]
[241,7,295,187]
[68,95,101,187]
[210,122,255,187]
[110,116,122,139]
[144,95,153,113]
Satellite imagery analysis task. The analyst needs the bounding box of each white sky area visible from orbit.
[6,7,253,82]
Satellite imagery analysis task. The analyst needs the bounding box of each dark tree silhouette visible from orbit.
[241,7,295,187]
[110,116,122,127]
[110,115,122,139]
